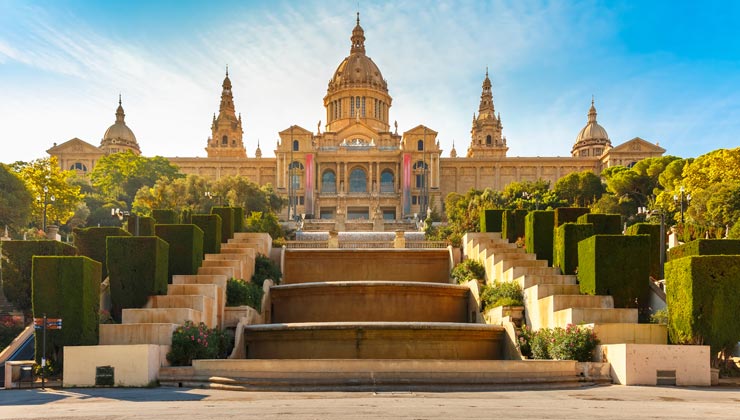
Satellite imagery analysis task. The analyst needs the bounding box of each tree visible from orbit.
[11,157,83,230]
[0,163,33,236]
[554,171,604,207]
[212,176,285,215]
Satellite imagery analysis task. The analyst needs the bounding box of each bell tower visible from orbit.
[206,67,247,158]
[467,69,507,158]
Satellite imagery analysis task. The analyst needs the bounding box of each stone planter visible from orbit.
[484,305,524,326]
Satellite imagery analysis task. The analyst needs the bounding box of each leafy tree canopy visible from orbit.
[0,163,33,235]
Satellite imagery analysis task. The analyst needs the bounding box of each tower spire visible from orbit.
[588,97,597,123]
[350,12,366,54]
[115,95,125,123]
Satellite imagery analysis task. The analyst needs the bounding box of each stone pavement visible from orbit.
[1,384,739,419]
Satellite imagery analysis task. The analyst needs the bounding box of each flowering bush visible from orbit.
[451,259,486,284]
[518,324,599,362]
[226,278,264,310]
[480,281,523,311]
[166,321,229,366]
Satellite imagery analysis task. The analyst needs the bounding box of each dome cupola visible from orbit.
[100,95,141,155]
[572,98,612,158]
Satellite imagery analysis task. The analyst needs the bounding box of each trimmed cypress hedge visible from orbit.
[233,207,245,233]
[1,240,77,314]
[577,234,650,309]
[554,207,590,227]
[553,223,594,275]
[107,236,169,322]
[667,239,740,261]
[525,211,555,265]
[155,224,204,281]
[127,216,156,236]
[181,209,192,224]
[191,214,222,254]
[211,207,235,242]
[73,227,131,281]
[502,210,528,244]
[152,209,179,224]
[480,209,504,233]
[32,256,101,366]
[577,213,622,235]
[625,223,662,279]
[665,255,740,358]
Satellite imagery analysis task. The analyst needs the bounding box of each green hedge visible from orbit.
[502,210,528,244]
[525,211,555,266]
[181,209,192,224]
[107,236,169,322]
[226,278,264,311]
[191,214,222,254]
[667,239,740,261]
[554,207,590,228]
[72,227,130,281]
[127,216,155,236]
[152,209,179,224]
[1,240,77,314]
[252,254,282,286]
[625,223,662,279]
[553,223,594,275]
[577,213,622,235]
[480,209,504,233]
[577,235,650,309]
[232,207,245,233]
[211,207,235,243]
[155,224,204,282]
[32,256,100,367]
[665,255,740,358]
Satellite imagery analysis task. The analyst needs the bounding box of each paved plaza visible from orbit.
[0,385,739,419]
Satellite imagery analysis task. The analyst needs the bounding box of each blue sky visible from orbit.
[1,0,739,164]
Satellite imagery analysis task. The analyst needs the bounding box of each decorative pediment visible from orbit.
[278,125,314,136]
[46,138,103,155]
[609,137,666,154]
[403,124,438,137]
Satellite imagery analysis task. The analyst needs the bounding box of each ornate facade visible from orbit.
[49,14,665,222]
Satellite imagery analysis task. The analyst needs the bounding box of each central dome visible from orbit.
[575,101,609,143]
[327,14,387,93]
[100,97,141,155]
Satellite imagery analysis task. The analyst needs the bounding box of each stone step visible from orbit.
[541,295,614,312]
[168,283,224,328]
[205,254,255,281]
[99,323,178,346]
[495,259,550,282]
[552,308,638,328]
[200,259,244,280]
[198,266,235,278]
[524,284,580,300]
[146,295,217,328]
[503,266,561,282]
[122,308,203,325]
[586,323,667,345]
[515,274,578,289]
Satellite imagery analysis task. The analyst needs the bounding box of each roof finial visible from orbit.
[591,95,594,106]
[486,66,489,78]
[357,11,360,25]
[118,93,122,106]
[226,64,229,77]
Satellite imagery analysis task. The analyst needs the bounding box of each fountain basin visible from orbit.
[270,281,470,323]
[242,322,504,360]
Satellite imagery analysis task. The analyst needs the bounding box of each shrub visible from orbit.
[155,224,204,281]
[166,321,230,366]
[525,210,555,266]
[502,210,527,244]
[451,259,486,284]
[252,254,282,286]
[480,281,523,311]
[152,209,179,224]
[554,207,590,227]
[211,207,235,242]
[480,209,504,233]
[107,236,169,322]
[127,216,155,236]
[667,239,740,261]
[553,223,594,275]
[32,256,101,368]
[1,240,77,314]
[226,278,264,311]
[665,255,740,364]
[517,325,533,358]
[181,209,192,224]
[625,223,662,279]
[577,213,622,235]
[522,326,599,362]
[577,235,650,310]
[191,214,222,254]
[72,227,131,281]
[245,211,284,240]
[650,307,669,325]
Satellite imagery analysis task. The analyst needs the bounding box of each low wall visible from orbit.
[63,344,167,387]
[597,343,710,386]
[283,249,451,283]
[271,282,469,323]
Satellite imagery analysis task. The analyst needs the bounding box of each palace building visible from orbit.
[48,14,665,223]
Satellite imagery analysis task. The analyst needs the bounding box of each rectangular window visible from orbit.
[338,100,342,118]
[361,97,366,117]
[416,174,425,189]
[350,98,355,118]
[299,196,304,205]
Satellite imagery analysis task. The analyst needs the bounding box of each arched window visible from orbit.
[417,139,424,151]
[222,135,228,145]
[380,170,394,193]
[69,162,87,171]
[292,140,299,151]
[349,168,367,193]
[289,161,304,191]
[486,135,492,145]
[413,161,428,170]
[322,170,336,193]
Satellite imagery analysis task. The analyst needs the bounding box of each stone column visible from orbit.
[328,230,339,248]
[393,230,406,249]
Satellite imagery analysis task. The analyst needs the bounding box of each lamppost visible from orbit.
[205,191,221,206]
[522,191,541,210]
[638,206,665,279]
[37,185,55,232]
[673,186,691,224]
[112,208,139,236]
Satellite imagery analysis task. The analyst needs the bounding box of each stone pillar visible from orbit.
[328,230,339,248]
[393,230,406,249]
